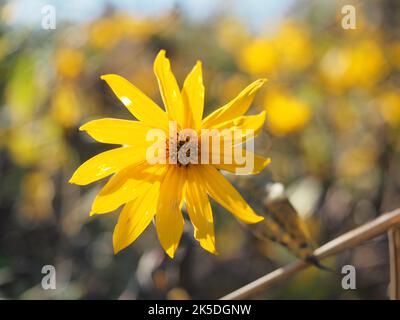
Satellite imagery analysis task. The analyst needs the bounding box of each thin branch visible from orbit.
[220,208,400,300]
[389,227,400,299]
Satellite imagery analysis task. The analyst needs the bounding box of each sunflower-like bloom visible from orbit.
[69,50,270,258]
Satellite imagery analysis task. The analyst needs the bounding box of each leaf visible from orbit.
[249,182,315,260]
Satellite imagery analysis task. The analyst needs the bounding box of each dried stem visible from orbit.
[220,208,400,300]
[389,226,400,299]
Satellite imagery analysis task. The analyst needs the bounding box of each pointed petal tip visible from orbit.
[165,247,176,259]
[249,215,264,224]
[259,110,267,121]
[200,242,218,255]
[255,78,267,88]
[113,245,121,255]
[68,175,84,186]
[264,157,272,166]
[100,74,123,82]
[100,74,111,81]
[112,234,123,255]
[156,49,167,59]
[68,175,78,184]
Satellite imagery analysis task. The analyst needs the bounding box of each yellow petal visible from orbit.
[212,111,266,133]
[214,151,271,175]
[113,182,160,254]
[202,79,266,128]
[197,165,264,223]
[201,112,266,156]
[186,167,217,254]
[100,74,169,131]
[80,118,153,146]
[182,61,204,130]
[69,147,146,185]
[156,166,185,258]
[90,164,166,215]
[154,50,185,128]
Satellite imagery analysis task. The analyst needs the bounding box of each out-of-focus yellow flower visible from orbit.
[89,17,122,49]
[389,42,400,70]
[336,145,377,178]
[51,84,81,128]
[166,287,190,300]
[264,91,311,136]
[89,15,159,49]
[7,125,40,166]
[20,170,54,221]
[7,116,66,169]
[70,50,269,258]
[238,38,277,76]
[377,91,400,127]
[55,48,84,79]
[117,14,158,40]
[320,40,386,92]
[272,21,312,72]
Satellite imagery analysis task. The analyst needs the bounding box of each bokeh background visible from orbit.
[0,0,399,299]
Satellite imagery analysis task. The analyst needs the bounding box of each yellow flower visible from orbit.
[55,48,84,79]
[20,170,55,221]
[69,50,270,258]
[377,91,400,127]
[51,84,81,128]
[238,38,278,76]
[320,40,386,92]
[272,21,312,72]
[264,91,310,136]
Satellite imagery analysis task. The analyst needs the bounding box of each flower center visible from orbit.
[170,134,199,167]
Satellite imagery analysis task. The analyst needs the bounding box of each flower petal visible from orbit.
[156,166,185,258]
[214,151,271,175]
[212,111,266,134]
[182,61,204,130]
[69,147,146,185]
[154,50,185,128]
[101,74,169,131]
[201,112,267,159]
[80,118,153,146]
[90,163,167,215]
[186,167,217,254]
[113,182,160,254]
[197,165,264,223]
[202,79,266,128]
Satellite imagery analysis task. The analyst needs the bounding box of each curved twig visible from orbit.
[220,209,400,300]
